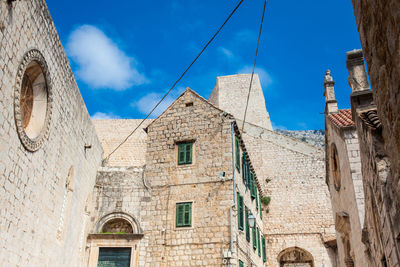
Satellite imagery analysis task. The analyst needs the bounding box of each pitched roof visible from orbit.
[328,109,354,128]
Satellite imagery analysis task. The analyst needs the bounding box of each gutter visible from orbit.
[229,122,236,265]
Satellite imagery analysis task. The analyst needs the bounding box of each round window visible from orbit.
[14,50,52,151]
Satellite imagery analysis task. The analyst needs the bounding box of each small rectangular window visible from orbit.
[235,136,240,172]
[250,172,256,198]
[237,193,244,230]
[176,202,192,227]
[178,142,193,165]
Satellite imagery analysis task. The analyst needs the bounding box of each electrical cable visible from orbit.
[103,0,245,164]
[241,0,267,132]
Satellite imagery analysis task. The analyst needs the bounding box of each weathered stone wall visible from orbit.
[143,89,264,266]
[0,1,103,266]
[351,2,400,264]
[324,120,369,266]
[241,122,336,267]
[209,74,273,130]
[93,119,151,167]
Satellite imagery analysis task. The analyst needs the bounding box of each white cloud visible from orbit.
[91,112,120,120]
[237,66,273,88]
[217,47,235,60]
[66,25,148,90]
[131,87,185,118]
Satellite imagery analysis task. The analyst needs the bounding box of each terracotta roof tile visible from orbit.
[328,109,354,128]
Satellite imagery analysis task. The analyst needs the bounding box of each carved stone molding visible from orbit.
[14,49,53,152]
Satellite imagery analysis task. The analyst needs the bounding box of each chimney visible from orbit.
[324,70,338,114]
[347,49,375,122]
[346,49,370,92]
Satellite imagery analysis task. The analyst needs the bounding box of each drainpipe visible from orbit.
[230,122,236,265]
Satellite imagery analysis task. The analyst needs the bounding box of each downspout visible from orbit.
[230,122,236,266]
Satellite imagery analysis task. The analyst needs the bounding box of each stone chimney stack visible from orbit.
[346,49,370,92]
[324,70,338,114]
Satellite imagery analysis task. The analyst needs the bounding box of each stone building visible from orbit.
[324,49,400,266]
[350,1,400,266]
[0,0,103,266]
[1,0,337,266]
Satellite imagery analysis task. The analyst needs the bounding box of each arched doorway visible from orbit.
[278,247,314,267]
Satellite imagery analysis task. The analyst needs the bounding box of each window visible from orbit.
[237,193,244,230]
[257,227,261,257]
[331,144,341,191]
[250,172,256,198]
[178,142,193,165]
[239,260,244,267]
[242,153,247,185]
[235,136,240,172]
[176,202,192,227]
[98,247,131,267]
[259,195,262,219]
[262,236,267,262]
[252,225,257,249]
[245,206,250,242]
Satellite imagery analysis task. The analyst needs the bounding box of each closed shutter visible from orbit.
[245,207,250,242]
[259,195,262,219]
[262,236,267,262]
[98,247,131,267]
[237,193,244,230]
[178,142,193,165]
[235,137,240,172]
[176,202,192,227]
[252,226,257,249]
[242,153,246,184]
[186,143,192,164]
[239,260,244,267]
[257,227,261,257]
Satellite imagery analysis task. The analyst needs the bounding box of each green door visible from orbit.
[98,247,131,267]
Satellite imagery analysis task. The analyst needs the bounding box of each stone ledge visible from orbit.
[88,234,144,241]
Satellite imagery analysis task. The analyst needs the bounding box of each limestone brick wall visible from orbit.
[0,1,103,266]
[324,121,369,266]
[240,122,336,267]
[209,74,273,130]
[351,1,400,262]
[142,89,264,266]
[93,119,152,167]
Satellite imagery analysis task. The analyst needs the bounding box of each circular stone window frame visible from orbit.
[14,49,53,152]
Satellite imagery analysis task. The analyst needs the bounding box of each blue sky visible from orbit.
[46,0,361,130]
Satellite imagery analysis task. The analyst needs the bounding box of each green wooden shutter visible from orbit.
[176,204,184,226]
[257,227,261,257]
[184,202,192,226]
[242,153,246,184]
[245,207,250,242]
[262,236,267,262]
[237,193,244,230]
[178,144,185,165]
[239,260,244,267]
[235,137,240,172]
[256,189,258,211]
[186,143,192,164]
[176,202,192,227]
[246,161,250,190]
[252,226,257,249]
[250,172,256,198]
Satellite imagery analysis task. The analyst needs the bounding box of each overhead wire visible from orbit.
[241,0,267,132]
[103,0,245,164]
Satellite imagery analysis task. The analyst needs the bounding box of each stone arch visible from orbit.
[278,247,314,267]
[95,212,143,234]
